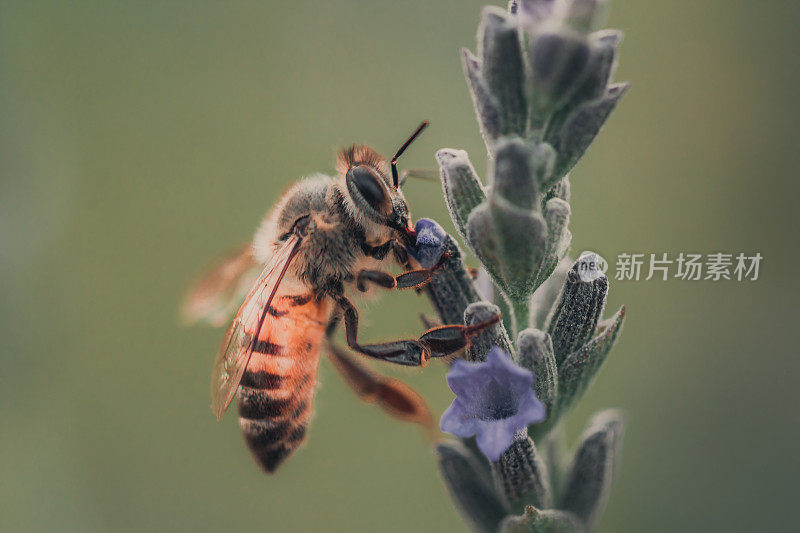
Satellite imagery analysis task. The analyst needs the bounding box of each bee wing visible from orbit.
[182,243,260,327]
[210,233,304,420]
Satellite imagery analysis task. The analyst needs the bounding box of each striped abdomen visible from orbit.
[237,290,330,473]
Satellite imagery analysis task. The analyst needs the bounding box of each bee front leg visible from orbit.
[354,246,451,294]
[394,250,452,289]
[392,241,413,271]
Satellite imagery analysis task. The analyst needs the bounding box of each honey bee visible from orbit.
[183,122,498,473]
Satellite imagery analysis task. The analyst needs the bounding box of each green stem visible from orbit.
[493,286,515,337]
[510,296,530,337]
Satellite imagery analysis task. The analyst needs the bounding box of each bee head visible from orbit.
[336,122,428,244]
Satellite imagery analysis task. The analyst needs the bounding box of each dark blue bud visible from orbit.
[406,218,448,269]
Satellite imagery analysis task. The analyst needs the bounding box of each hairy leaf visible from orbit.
[560,410,625,529]
[557,305,625,415]
[494,433,553,512]
[479,7,528,135]
[517,329,559,417]
[465,301,516,363]
[546,255,608,364]
[438,148,487,244]
[436,441,509,533]
[462,48,503,152]
[546,82,630,179]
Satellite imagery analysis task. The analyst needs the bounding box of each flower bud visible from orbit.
[561,409,625,529]
[546,254,609,364]
[417,223,484,327]
[558,305,625,415]
[546,81,630,180]
[465,302,515,362]
[492,138,539,210]
[436,441,509,532]
[494,431,553,511]
[516,329,558,417]
[528,27,591,114]
[461,48,502,151]
[437,148,486,245]
[479,7,527,135]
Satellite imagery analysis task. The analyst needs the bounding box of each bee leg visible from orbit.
[395,250,452,289]
[335,294,429,366]
[418,314,466,365]
[392,241,413,270]
[355,270,397,292]
[417,314,502,357]
[325,341,434,434]
[334,293,502,365]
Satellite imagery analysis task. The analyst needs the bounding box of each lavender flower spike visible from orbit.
[441,346,546,461]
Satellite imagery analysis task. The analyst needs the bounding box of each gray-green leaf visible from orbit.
[542,174,571,207]
[436,441,509,533]
[465,301,515,363]
[543,29,622,146]
[489,195,548,299]
[466,202,509,295]
[557,305,625,415]
[462,48,503,152]
[545,82,630,180]
[532,198,571,288]
[479,7,527,135]
[422,233,484,327]
[529,255,572,330]
[546,254,608,365]
[527,27,591,116]
[560,409,625,529]
[516,329,558,417]
[438,148,487,245]
[492,138,540,210]
[494,432,553,512]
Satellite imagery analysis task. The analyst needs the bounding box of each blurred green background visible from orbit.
[2,1,798,531]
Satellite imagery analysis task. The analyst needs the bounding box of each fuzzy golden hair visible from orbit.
[336,145,389,178]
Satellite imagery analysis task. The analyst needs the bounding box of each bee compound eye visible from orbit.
[347,165,388,212]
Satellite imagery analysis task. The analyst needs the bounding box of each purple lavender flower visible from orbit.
[406,218,448,269]
[440,346,546,461]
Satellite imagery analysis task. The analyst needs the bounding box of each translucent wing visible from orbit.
[182,243,260,327]
[210,233,303,419]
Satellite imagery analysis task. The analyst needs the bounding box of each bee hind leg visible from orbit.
[325,341,434,434]
[333,293,500,366]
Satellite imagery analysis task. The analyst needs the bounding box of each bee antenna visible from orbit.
[391,121,429,188]
[399,169,439,187]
